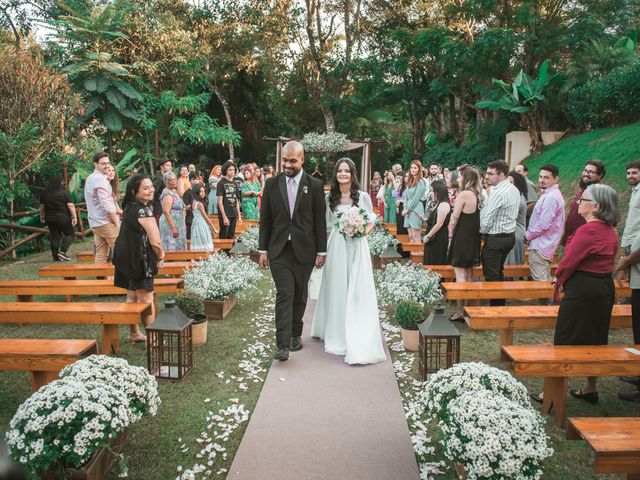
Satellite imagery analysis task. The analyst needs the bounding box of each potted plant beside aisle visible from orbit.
[366,226,399,269]
[394,300,423,351]
[176,289,208,345]
[183,252,262,320]
[376,261,443,315]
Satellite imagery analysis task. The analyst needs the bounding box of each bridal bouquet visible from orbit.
[336,206,370,238]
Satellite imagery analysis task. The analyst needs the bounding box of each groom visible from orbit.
[259,141,327,361]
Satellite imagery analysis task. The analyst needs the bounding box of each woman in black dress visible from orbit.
[395,171,408,235]
[39,177,77,261]
[447,166,483,320]
[423,180,450,265]
[112,174,164,343]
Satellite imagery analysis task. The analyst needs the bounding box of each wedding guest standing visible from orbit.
[561,160,605,246]
[531,184,619,404]
[514,164,539,221]
[189,184,218,252]
[524,164,564,280]
[39,176,76,262]
[112,174,164,343]
[395,172,408,235]
[152,156,173,223]
[106,165,123,216]
[479,160,520,306]
[446,169,459,207]
[217,161,243,238]
[504,171,528,265]
[403,160,426,243]
[241,166,261,220]
[383,171,397,224]
[207,164,222,215]
[182,172,200,240]
[447,166,482,320]
[621,161,640,255]
[159,172,187,251]
[423,180,450,265]
[85,152,120,264]
[370,171,383,217]
[177,165,190,198]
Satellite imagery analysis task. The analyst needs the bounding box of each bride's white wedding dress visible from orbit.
[311,191,387,365]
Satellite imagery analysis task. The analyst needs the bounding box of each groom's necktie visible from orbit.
[288,177,296,217]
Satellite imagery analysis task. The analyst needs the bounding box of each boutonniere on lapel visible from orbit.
[303,186,308,194]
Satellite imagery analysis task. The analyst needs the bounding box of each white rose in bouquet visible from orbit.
[336,206,369,238]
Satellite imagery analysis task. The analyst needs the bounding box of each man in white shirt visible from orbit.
[480,159,521,306]
[84,152,119,264]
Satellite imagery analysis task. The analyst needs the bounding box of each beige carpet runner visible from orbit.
[228,301,419,479]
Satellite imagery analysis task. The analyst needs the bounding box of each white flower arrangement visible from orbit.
[336,206,369,238]
[367,226,399,256]
[238,226,259,253]
[60,355,160,423]
[439,390,553,480]
[5,378,130,475]
[420,362,532,421]
[300,132,350,153]
[376,262,443,305]
[184,252,262,301]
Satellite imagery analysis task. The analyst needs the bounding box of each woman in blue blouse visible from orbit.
[402,160,426,243]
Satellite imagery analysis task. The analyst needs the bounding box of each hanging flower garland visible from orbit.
[300,132,350,153]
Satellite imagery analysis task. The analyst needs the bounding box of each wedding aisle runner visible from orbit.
[228,300,419,480]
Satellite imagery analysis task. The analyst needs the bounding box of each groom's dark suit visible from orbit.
[259,170,327,350]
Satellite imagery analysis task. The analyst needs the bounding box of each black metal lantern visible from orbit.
[418,303,461,380]
[147,298,193,381]
[380,241,402,266]
[229,238,251,256]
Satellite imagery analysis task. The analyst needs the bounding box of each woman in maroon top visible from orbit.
[532,184,619,405]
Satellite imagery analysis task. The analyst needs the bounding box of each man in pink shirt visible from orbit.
[525,164,565,281]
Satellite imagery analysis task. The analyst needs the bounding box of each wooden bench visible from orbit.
[76,243,233,262]
[0,339,98,391]
[39,262,193,279]
[400,242,424,254]
[420,264,559,280]
[442,281,631,301]
[384,223,397,234]
[465,305,632,356]
[566,417,640,479]
[0,303,151,354]
[410,250,561,264]
[502,344,640,426]
[0,278,183,300]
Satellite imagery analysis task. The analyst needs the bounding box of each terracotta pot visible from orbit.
[400,327,419,351]
[370,255,382,269]
[204,296,237,320]
[43,430,127,480]
[192,314,208,345]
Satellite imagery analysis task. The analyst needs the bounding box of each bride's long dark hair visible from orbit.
[328,157,360,212]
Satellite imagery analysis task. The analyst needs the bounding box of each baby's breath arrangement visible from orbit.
[184,252,262,301]
[238,226,259,253]
[5,378,130,476]
[367,226,399,256]
[301,132,350,153]
[376,262,442,305]
[60,355,160,423]
[440,390,553,480]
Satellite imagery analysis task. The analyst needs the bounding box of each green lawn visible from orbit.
[1,243,639,479]
[524,121,640,205]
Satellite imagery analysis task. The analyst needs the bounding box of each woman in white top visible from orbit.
[311,158,387,365]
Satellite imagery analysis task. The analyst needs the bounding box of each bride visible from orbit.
[311,158,387,365]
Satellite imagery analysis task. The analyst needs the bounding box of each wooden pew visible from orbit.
[76,247,228,263]
[39,262,193,279]
[0,303,151,354]
[0,278,183,301]
[465,305,632,356]
[421,264,559,280]
[502,344,640,426]
[384,223,397,235]
[442,281,631,301]
[0,339,98,391]
[566,417,640,479]
[400,242,423,254]
[411,250,561,264]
